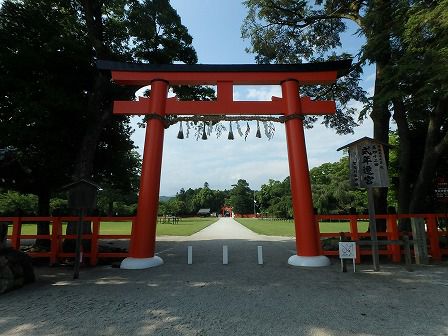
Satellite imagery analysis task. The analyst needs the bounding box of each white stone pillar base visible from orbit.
[288,255,330,267]
[120,256,164,269]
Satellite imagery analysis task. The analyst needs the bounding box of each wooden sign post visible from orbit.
[338,137,389,272]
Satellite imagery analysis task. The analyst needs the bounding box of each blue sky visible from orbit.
[130,1,376,196]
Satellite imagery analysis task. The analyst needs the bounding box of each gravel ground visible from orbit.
[1,219,448,336]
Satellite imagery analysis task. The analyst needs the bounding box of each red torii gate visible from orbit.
[98,60,351,269]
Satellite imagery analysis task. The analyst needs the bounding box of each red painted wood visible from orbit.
[283,80,321,257]
[427,215,442,261]
[50,217,61,265]
[387,214,401,262]
[113,96,335,116]
[129,80,168,259]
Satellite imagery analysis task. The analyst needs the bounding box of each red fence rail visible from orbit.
[316,213,448,263]
[2,213,447,265]
[3,216,133,266]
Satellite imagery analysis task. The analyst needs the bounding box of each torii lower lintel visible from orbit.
[98,59,352,270]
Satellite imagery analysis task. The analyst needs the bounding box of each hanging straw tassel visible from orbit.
[228,121,234,140]
[177,121,184,139]
[201,122,207,140]
[256,120,262,138]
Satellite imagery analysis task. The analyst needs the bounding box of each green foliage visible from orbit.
[257,178,292,218]
[0,0,202,219]
[0,191,37,215]
[0,0,92,195]
[49,198,68,213]
[242,0,368,135]
[310,157,366,214]
[228,179,254,215]
[242,0,448,214]
[159,184,228,216]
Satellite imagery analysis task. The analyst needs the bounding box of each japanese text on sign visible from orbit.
[349,141,388,188]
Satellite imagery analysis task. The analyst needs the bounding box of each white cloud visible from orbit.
[130,84,374,196]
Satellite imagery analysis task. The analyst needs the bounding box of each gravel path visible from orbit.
[188,217,261,240]
[1,218,448,336]
[185,217,287,241]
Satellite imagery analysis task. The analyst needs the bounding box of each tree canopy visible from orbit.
[0,0,201,210]
[310,158,366,214]
[257,178,292,218]
[242,0,448,215]
[227,179,254,215]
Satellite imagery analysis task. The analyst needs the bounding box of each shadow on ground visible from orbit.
[1,239,448,336]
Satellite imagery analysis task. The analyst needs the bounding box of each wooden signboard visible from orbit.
[347,139,389,188]
[338,137,391,272]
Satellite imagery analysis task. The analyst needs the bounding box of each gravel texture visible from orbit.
[1,218,448,336]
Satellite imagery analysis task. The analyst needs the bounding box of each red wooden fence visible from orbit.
[316,213,447,263]
[2,214,447,266]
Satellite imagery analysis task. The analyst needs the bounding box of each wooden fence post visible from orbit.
[11,217,21,250]
[388,214,401,262]
[50,217,62,265]
[411,217,429,265]
[90,217,100,266]
[426,214,441,262]
[349,215,361,264]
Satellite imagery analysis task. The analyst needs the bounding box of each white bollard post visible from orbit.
[257,246,263,265]
[187,246,193,265]
[223,245,228,265]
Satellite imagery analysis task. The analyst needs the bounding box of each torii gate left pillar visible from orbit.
[98,60,351,269]
[120,80,167,269]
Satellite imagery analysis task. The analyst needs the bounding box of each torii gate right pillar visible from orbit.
[282,80,330,267]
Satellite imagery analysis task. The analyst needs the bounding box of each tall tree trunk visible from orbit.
[370,62,391,231]
[64,0,112,251]
[409,98,448,213]
[363,0,394,232]
[392,98,412,231]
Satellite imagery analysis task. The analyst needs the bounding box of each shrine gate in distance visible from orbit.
[98,59,352,269]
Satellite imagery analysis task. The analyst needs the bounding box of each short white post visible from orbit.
[187,246,193,265]
[257,246,263,265]
[223,245,228,265]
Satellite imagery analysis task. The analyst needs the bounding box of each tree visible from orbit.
[0,0,94,246]
[258,178,292,218]
[0,0,203,245]
[310,158,366,214]
[228,179,253,215]
[169,184,227,216]
[0,191,37,215]
[242,0,448,219]
[384,1,448,214]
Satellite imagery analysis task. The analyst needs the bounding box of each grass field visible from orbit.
[6,217,217,237]
[236,218,369,236]
[156,217,217,236]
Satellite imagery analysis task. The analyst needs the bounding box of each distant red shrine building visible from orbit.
[221,206,233,217]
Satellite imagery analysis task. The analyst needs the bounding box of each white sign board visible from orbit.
[339,242,357,259]
[349,140,388,188]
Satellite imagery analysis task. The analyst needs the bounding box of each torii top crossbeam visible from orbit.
[97,59,351,116]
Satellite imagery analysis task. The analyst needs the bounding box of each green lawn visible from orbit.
[236,218,369,236]
[6,217,217,237]
[156,217,217,236]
